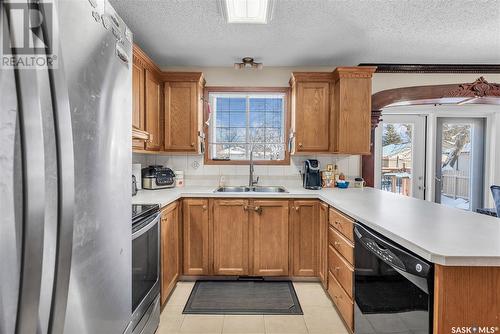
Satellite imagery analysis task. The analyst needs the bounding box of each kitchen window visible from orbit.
[204,87,290,165]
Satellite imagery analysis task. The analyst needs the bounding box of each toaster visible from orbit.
[141,165,176,189]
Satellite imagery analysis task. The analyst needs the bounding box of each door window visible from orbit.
[435,118,485,211]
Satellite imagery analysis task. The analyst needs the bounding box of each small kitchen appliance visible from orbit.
[142,165,176,189]
[303,159,322,190]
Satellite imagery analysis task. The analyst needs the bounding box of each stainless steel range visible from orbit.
[131,204,161,334]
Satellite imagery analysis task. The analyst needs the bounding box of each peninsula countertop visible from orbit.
[132,186,500,267]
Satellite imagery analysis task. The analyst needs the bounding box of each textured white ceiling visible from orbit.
[110,0,500,67]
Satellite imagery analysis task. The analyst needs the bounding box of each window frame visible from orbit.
[203,86,291,165]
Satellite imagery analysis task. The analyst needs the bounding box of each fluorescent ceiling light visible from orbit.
[220,0,274,24]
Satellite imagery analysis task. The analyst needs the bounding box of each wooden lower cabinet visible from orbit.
[291,200,319,276]
[252,200,289,276]
[210,199,289,276]
[212,199,250,275]
[328,271,354,332]
[182,198,210,275]
[160,201,180,305]
[318,202,328,288]
[433,265,500,333]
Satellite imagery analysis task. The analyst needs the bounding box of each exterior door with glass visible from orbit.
[375,114,426,199]
[435,118,485,211]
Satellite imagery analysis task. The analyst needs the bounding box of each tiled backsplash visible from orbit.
[133,153,361,180]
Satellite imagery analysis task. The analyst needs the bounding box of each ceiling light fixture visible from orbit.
[234,57,263,70]
[219,0,275,24]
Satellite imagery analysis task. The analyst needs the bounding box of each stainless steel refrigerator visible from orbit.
[1,0,132,333]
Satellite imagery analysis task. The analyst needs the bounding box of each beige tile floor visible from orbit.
[157,281,349,334]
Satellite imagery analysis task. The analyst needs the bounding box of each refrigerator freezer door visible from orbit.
[0,18,23,334]
[1,2,49,334]
[58,1,133,333]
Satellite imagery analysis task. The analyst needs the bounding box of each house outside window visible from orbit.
[204,87,290,165]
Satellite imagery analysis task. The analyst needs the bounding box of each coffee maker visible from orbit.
[303,159,322,190]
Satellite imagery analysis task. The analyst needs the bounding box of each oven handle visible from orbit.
[132,213,160,240]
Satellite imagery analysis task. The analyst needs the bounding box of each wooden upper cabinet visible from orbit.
[183,198,210,275]
[160,201,180,306]
[291,200,319,277]
[252,200,289,276]
[132,44,162,152]
[318,202,329,289]
[163,72,205,153]
[132,61,145,150]
[290,73,332,153]
[331,67,376,155]
[212,199,250,275]
[145,69,162,151]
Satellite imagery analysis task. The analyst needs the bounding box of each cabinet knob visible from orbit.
[334,241,341,247]
[298,143,303,147]
[202,205,207,210]
[295,206,300,211]
[243,205,248,211]
[191,142,195,147]
[254,206,262,214]
[335,266,340,272]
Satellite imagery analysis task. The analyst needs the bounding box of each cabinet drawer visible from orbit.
[328,227,354,265]
[328,271,353,332]
[328,245,354,298]
[329,208,354,242]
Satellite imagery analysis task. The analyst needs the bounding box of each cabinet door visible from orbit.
[295,82,330,152]
[318,202,328,288]
[164,82,198,152]
[212,199,249,275]
[161,201,179,305]
[183,199,209,275]
[332,68,375,154]
[132,62,145,150]
[291,200,319,276]
[145,69,161,151]
[252,200,289,276]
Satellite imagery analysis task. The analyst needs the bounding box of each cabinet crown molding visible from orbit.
[333,66,377,80]
[133,43,162,75]
[290,72,334,85]
[162,72,205,84]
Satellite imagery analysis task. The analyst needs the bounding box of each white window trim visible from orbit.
[208,91,286,161]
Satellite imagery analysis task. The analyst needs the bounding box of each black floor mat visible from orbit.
[183,280,303,315]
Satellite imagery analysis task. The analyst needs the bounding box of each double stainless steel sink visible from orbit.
[215,186,288,193]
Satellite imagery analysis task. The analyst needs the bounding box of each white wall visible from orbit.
[372,73,500,93]
[162,66,334,87]
[133,152,361,184]
[146,65,361,182]
[138,66,500,188]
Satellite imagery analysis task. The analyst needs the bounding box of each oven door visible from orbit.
[130,213,160,332]
[354,224,433,334]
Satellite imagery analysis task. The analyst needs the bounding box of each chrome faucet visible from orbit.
[249,149,259,187]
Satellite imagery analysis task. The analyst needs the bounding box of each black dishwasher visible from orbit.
[354,223,433,334]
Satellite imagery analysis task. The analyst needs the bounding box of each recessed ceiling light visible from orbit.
[219,0,275,24]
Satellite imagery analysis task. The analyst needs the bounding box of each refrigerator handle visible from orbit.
[38,3,76,334]
[4,2,46,333]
